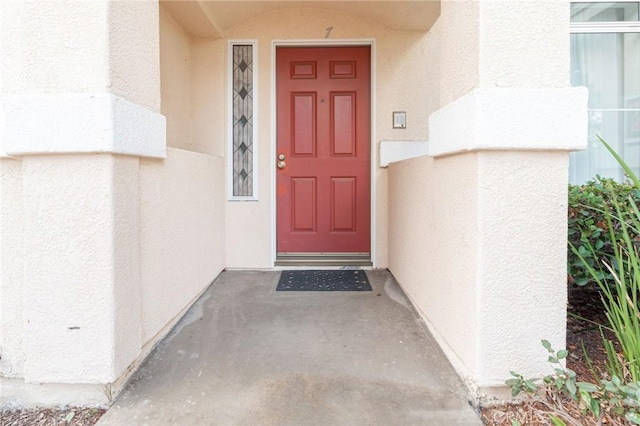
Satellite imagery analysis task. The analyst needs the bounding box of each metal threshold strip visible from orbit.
[275,252,372,267]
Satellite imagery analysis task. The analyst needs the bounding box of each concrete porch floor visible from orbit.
[98,270,481,425]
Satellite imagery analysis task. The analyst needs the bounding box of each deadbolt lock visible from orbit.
[278,154,285,161]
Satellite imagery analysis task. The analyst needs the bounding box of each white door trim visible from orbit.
[270,39,377,267]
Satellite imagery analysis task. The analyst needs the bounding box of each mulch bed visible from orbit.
[0,407,105,426]
[481,286,629,425]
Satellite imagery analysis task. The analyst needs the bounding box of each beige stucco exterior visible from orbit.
[386,0,584,397]
[0,0,222,406]
[0,159,24,380]
[388,151,570,392]
[224,8,434,268]
[0,0,588,408]
[140,149,225,345]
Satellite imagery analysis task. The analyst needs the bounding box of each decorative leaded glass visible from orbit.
[232,45,254,197]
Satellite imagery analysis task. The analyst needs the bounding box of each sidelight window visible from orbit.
[229,42,258,199]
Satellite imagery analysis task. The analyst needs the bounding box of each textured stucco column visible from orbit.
[424,0,587,398]
[0,0,164,405]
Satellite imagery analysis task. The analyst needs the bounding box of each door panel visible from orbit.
[292,93,316,156]
[331,177,357,232]
[330,61,356,79]
[291,61,317,79]
[292,177,317,232]
[277,46,370,254]
[331,93,356,155]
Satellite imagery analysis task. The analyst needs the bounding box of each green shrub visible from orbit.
[568,177,640,287]
[574,136,640,382]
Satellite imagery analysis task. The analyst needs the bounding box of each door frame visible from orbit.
[270,39,377,267]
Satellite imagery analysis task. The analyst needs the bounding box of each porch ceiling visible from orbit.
[160,0,440,38]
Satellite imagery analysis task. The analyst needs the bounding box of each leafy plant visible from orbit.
[507,340,640,425]
[568,176,640,287]
[571,136,640,383]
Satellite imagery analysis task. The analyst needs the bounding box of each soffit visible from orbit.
[160,0,440,38]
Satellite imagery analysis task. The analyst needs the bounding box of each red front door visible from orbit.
[276,46,371,255]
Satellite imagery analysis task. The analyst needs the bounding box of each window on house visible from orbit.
[229,42,258,200]
[570,1,640,184]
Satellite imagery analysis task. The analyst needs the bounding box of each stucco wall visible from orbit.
[108,1,161,111]
[0,159,24,379]
[0,1,160,110]
[0,1,227,407]
[388,154,480,378]
[438,0,479,106]
[475,151,568,386]
[437,1,569,106]
[139,148,225,345]
[1,1,165,159]
[160,6,194,152]
[478,1,569,89]
[224,8,433,268]
[160,7,225,157]
[147,10,226,345]
[388,152,569,389]
[0,148,225,402]
[2,155,143,386]
[387,0,578,396]
[0,1,109,95]
[192,38,226,158]
[18,154,140,384]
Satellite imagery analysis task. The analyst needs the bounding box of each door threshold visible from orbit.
[275,253,372,267]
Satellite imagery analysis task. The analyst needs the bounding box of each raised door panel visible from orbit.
[330,177,356,232]
[290,61,317,79]
[292,177,317,232]
[331,93,356,156]
[292,93,316,156]
[330,61,356,79]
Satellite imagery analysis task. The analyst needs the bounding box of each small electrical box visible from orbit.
[393,111,406,129]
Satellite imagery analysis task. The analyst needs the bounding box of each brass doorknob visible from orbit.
[277,161,286,169]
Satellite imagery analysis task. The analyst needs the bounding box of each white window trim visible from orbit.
[572,0,639,2]
[227,40,259,201]
[571,22,640,32]
[570,1,640,33]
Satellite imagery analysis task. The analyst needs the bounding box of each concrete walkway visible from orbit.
[98,270,481,425]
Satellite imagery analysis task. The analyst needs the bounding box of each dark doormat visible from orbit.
[276,270,372,291]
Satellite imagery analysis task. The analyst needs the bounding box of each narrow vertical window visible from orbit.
[230,43,257,199]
